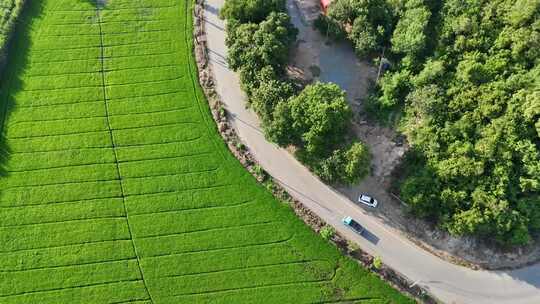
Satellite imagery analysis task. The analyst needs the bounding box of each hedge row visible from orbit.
[0,0,25,72]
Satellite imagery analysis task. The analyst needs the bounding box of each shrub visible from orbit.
[373,256,383,269]
[320,225,336,241]
[342,141,371,184]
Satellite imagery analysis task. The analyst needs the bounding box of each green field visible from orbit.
[0,0,412,303]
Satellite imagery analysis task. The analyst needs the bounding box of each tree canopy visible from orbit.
[222,1,372,185]
[320,0,540,245]
[219,0,286,23]
[378,0,539,245]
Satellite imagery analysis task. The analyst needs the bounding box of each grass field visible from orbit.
[0,0,413,303]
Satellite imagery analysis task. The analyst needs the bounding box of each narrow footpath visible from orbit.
[203,1,540,303]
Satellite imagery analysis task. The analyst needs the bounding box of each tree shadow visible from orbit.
[78,0,106,9]
[0,1,47,180]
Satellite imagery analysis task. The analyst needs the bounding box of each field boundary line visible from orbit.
[0,239,132,255]
[6,120,198,139]
[144,234,294,259]
[137,220,276,240]
[159,259,329,279]
[49,17,177,25]
[31,39,172,51]
[6,150,213,173]
[0,215,126,229]
[55,5,179,13]
[169,279,331,298]
[40,28,173,37]
[129,199,254,216]
[0,278,145,299]
[94,5,154,303]
[24,63,188,79]
[8,136,203,154]
[0,257,137,273]
[15,99,104,109]
[0,196,123,210]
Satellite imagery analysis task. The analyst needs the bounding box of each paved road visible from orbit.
[203,1,540,303]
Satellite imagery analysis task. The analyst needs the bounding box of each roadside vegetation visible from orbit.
[0,0,25,69]
[320,0,540,246]
[0,0,412,302]
[222,0,371,185]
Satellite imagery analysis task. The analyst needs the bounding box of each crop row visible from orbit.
[0,0,412,303]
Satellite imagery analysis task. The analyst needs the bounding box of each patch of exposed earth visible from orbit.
[287,0,540,270]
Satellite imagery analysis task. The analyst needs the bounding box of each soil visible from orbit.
[287,0,540,270]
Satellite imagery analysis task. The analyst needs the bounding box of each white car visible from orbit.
[358,194,378,208]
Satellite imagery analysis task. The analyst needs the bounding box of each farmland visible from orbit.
[0,0,412,303]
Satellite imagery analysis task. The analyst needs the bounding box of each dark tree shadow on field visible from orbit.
[78,0,107,9]
[0,1,45,179]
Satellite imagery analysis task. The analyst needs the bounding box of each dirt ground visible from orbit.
[287,0,540,270]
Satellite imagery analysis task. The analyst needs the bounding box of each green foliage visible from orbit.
[273,83,352,158]
[324,0,394,57]
[219,0,285,23]
[314,14,347,40]
[313,142,371,185]
[373,256,383,270]
[251,71,296,124]
[313,149,346,183]
[379,69,411,108]
[390,1,431,57]
[223,1,369,186]
[343,142,371,183]
[226,12,297,75]
[320,225,336,241]
[0,0,413,302]
[391,0,540,245]
[349,15,382,57]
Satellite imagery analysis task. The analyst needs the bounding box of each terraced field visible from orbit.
[0,0,412,303]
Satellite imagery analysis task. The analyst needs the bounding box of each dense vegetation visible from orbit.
[0,0,412,302]
[222,0,371,185]
[322,0,540,246]
[0,0,25,69]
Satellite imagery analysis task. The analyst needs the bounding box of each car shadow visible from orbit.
[361,228,380,245]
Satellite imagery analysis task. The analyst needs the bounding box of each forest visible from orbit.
[322,0,539,245]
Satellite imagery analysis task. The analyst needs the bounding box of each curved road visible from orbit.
[202,1,540,303]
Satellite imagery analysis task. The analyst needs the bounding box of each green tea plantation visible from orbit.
[0,0,412,303]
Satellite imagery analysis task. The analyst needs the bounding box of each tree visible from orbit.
[282,83,352,159]
[349,16,381,57]
[312,141,371,185]
[326,0,394,56]
[390,4,431,57]
[266,99,296,146]
[226,12,297,74]
[342,142,371,184]
[251,76,295,124]
[378,69,411,109]
[220,0,285,23]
